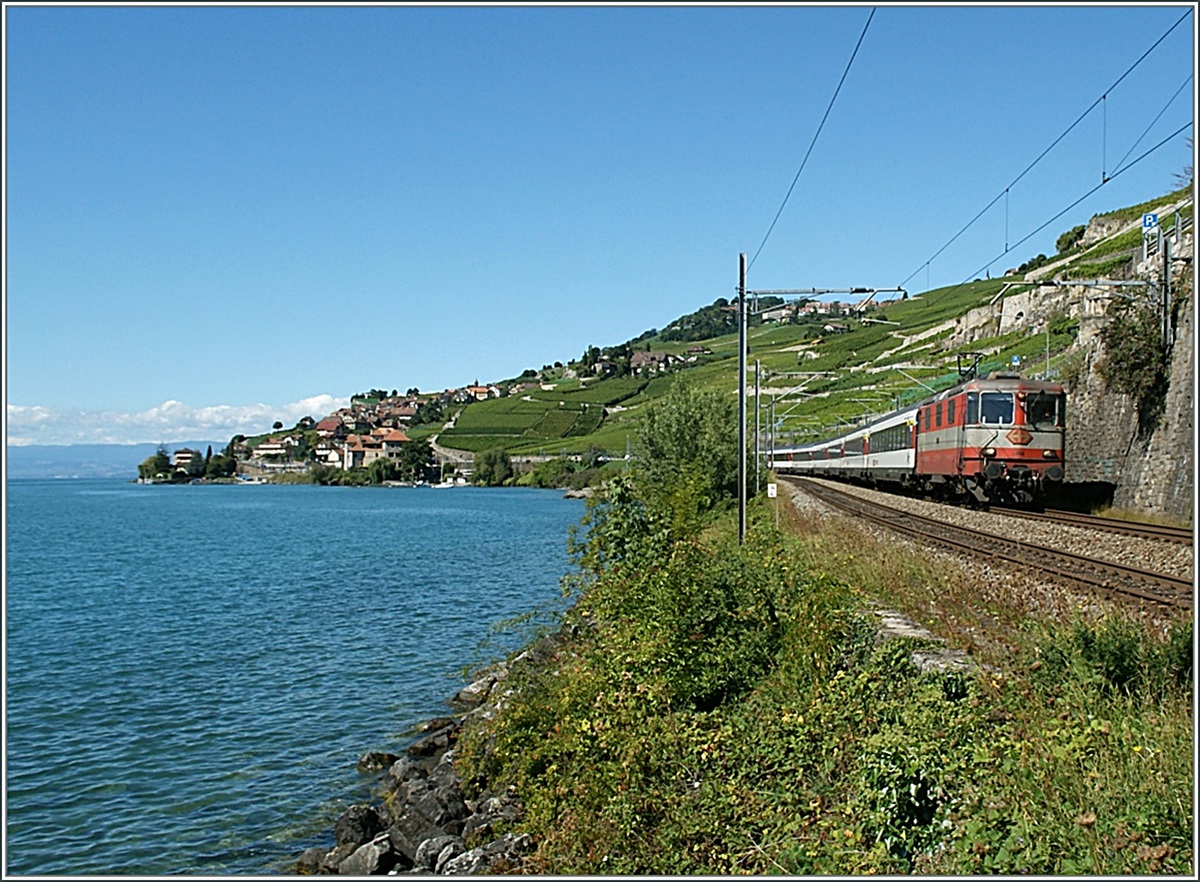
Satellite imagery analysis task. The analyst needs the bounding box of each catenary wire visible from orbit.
[1111,74,1193,177]
[897,7,1192,291]
[929,120,1192,305]
[748,7,875,272]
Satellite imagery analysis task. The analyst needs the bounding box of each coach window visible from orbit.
[966,392,979,423]
[936,402,942,427]
[948,399,956,424]
[980,392,1014,424]
[924,407,932,431]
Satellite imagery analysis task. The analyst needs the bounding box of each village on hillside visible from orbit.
[153,384,504,482]
[147,297,882,483]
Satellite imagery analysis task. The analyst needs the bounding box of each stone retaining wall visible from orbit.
[1056,227,1193,521]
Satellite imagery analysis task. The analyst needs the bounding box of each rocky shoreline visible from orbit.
[294,634,562,875]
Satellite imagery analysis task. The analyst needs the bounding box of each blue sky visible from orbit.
[4,2,1195,446]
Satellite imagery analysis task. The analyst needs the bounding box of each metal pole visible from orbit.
[1163,233,1172,346]
[738,253,747,544]
[754,359,761,494]
[770,399,776,473]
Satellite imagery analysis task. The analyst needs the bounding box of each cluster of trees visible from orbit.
[659,296,792,343]
[369,439,437,483]
[1014,253,1052,275]
[472,447,611,489]
[473,448,514,486]
[518,447,611,490]
[351,388,394,404]
[660,298,738,342]
[137,445,237,482]
[631,382,743,506]
[566,331,660,379]
[410,398,444,427]
[1056,224,1087,254]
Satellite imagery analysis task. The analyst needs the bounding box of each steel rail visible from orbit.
[786,477,1192,609]
[991,506,1193,545]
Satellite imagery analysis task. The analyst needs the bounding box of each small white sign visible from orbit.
[1143,212,1158,229]
[767,483,778,498]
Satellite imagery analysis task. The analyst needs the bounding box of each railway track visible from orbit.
[990,505,1193,545]
[786,477,1193,610]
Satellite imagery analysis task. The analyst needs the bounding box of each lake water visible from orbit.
[4,479,584,875]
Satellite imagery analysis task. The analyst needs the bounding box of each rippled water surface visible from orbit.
[5,480,582,875]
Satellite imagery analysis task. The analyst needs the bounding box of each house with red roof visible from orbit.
[465,384,501,401]
[341,434,378,470]
[373,427,412,461]
[315,416,346,439]
[630,351,671,374]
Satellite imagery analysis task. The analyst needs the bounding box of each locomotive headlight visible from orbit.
[982,447,997,457]
[1042,449,1057,458]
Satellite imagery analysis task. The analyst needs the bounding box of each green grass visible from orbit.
[882,279,1006,331]
[530,409,580,437]
[454,494,1193,875]
[404,424,439,442]
[440,392,616,454]
[1067,253,1140,279]
[449,396,558,433]
[1093,185,1192,225]
[437,433,526,453]
[539,376,649,406]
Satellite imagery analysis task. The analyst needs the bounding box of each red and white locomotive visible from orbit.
[770,372,1066,505]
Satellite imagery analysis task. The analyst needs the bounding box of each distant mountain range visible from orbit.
[5,442,227,480]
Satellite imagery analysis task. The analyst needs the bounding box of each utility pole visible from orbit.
[735,275,903,545]
[738,253,747,544]
[1163,231,1172,347]
[754,359,761,494]
[769,398,776,471]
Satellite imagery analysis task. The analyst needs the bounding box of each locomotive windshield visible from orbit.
[978,392,1014,425]
[1024,391,1064,429]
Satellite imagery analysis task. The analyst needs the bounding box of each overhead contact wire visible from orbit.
[1112,73,1193,176]
[748,7,875,272]
[898,7,1192,290]
[938,120,1192,302]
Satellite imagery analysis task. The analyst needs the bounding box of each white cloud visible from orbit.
[6,395,350,446]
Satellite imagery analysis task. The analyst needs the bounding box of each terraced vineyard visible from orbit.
[439,391,611,453]
[433,185,1190,458]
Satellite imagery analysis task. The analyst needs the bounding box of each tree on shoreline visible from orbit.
[137,445,172,480]
[633,381,740,506]
[474,448,514,486]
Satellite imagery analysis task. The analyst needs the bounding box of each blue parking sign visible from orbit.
[1143,213,1158,229]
